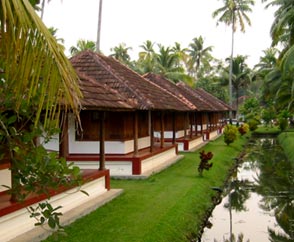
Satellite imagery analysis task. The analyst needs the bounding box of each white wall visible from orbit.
[71,161,133,176]
[154,130,185,139]
[40,133,60,152]
[68,114,150,154]
[141,147,177,174]
[0,169,11,192]
[0,177,107,242]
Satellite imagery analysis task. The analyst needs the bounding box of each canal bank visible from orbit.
[277,131,294,161]
[43,134,250,242]
[200,130,294,241]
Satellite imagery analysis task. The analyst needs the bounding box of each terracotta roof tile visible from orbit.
[144,73,213,111]
[176,81,231,112]
[70,51,191,111]
[143,73,197,110]
[78,72,134,110]
[194,88,232,111]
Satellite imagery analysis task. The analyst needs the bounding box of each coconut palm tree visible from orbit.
[221,55,252,111]
[260,0,294,113]
[213,0,254,117]
[154,44,192,84]
[96,0,103,52]
[70,39,96,56]
[139,40,155,58]
[109,43,132,65]
[262,0,294,49]
[171,42,188,68]
[135,40,156,73]
[48,26,64,44]
[154,45,178,74]
[187,36,213,79]
[254,47,279,74]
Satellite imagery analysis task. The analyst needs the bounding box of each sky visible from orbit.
[42,0,276,67]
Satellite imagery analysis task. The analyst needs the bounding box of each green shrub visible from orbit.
[223,124,238,145]
[279,118,288,131]
[278,110,290,131]
[248,119,259,131]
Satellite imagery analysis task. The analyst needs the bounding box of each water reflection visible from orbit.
[201,137,294,242]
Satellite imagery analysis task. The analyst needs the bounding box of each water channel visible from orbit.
[200,136,294,242]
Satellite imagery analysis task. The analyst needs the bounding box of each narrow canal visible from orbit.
[200,136,294,242]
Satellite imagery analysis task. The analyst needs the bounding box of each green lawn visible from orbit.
[44,135,249,242]
[253,126,281,135]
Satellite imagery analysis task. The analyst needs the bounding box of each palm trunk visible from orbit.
[40,0,46,20]
[229,15,235,119]
[96,0,103,53]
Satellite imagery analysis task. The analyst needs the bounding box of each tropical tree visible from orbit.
[254,47,279,76]
[154,45,180,78]
[154,44,192,84]
[279,48,294,111]
[213,0,254,116]
[262,0,294,50]
[171,42,188,68]
[139,40,155,59]
[260,0,294,113]
[187,36,213,79]
[221,55,252,111]
[264,65,294,112]
[70,39,96,56]
[0,0,82,230]
[110,43,132,65]
[135,40,156,73]
[196,75,229,102]
[239,97,261,122]
[48,27,64,44]
[1,0,81,127]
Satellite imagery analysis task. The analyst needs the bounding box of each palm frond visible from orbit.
[0,0,82,128]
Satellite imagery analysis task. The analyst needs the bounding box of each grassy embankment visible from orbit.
[253,126,294,161]
[44,134,249,242]
[277,131,294,161]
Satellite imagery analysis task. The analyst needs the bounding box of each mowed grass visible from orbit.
[44,135,249,242]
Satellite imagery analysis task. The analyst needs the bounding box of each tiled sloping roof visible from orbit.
[143,73,197,110]
[176,82,219,111]
[194,88,232,111]
[78,72,134,110]
[70,51,191,111]
[176,81,231,112]
[170,82,215,111]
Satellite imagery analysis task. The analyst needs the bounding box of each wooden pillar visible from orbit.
[207,113,212,132]
[59,112,69,159]
[195,113,198,136]
[191,112,197,136]
[99,111,106,171]
[189,113,193,138]
[201,113,204,134]
[172,112,176,145]
[160,112,164,148]
[133,111,139,156]
[149,111,154,153]
[184,112,189,139]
